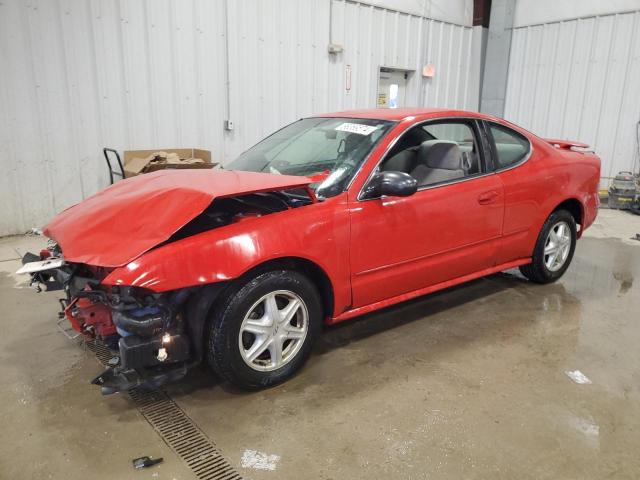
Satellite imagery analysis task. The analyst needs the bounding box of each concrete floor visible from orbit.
[1,209,639,479]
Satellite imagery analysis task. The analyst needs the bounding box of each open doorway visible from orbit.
[377,68,411,108]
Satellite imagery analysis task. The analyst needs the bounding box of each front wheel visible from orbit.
[207,270,322,389]
[519,209,577,284]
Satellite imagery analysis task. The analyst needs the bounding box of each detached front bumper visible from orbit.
[92,362,189,395]
[89,330,191,395]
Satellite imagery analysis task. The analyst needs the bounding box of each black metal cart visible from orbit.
[103,148,124,185]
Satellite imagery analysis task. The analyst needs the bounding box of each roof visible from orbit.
[313,108,490,122]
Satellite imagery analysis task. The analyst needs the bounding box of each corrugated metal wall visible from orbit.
[0,0,475,236]
[504,10,640,186]
[329,1,476,112]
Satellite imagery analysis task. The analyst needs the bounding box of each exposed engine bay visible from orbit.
[167,189,313,242]
[18,190,313,394]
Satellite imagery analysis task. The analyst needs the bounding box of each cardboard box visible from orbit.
[123,148,216,178]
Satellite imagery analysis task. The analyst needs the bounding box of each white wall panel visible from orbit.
[514,0,640,28]
[355,0,472,25]
[504,11,640,186]
[0,0,476,236]
[331,1,475,111]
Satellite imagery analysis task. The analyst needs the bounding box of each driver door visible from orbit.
[348,119,504,308]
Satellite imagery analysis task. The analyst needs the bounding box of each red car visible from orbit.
[20,108,600,393]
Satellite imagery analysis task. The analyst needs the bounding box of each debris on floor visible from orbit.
[132,456,164,469]
[565,370,592,385]
[241,449,281,471]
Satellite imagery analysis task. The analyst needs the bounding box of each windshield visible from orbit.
[227,117,395,197]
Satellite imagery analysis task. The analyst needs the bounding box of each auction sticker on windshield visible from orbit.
[335,123,378,135]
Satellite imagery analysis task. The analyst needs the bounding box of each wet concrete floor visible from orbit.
[1,209,639,479]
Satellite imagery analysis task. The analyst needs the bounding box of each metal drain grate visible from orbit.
[130,388,242,480]
[84,338,115,365]
[84,339,242,480]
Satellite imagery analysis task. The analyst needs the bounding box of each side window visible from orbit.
[422,123,474,148]
[380,120,481,187]
[487,123,530,169]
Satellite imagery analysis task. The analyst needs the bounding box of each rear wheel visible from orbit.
[207,270,322,389]
[519,209,577,284]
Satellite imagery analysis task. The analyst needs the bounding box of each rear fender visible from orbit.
[533,151,600,241]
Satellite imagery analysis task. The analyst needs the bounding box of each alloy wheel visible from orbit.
[238,290,309,372]
[544,220,572,272]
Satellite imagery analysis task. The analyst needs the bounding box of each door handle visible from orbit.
[478,190,499,205]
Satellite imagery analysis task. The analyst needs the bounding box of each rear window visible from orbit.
[488,123,530,169]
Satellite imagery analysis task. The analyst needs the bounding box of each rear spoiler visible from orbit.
[544,138,591,151]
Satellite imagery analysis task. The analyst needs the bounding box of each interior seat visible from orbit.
[381,147,418,173]
[410,140,465,186]
[380,128,431,174]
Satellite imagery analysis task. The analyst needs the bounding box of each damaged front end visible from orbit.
[89,286,193,395]
[18,169,318,395]
[18,244,194,395]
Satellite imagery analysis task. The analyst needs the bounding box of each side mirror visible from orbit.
[362,171,418,199]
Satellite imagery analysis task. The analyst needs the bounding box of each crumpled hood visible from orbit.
[44,169,311,267]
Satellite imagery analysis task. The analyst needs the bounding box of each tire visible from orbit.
[519,209,577,284]
[207,270,322,390]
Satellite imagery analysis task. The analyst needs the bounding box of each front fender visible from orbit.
[102,196,352,316]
